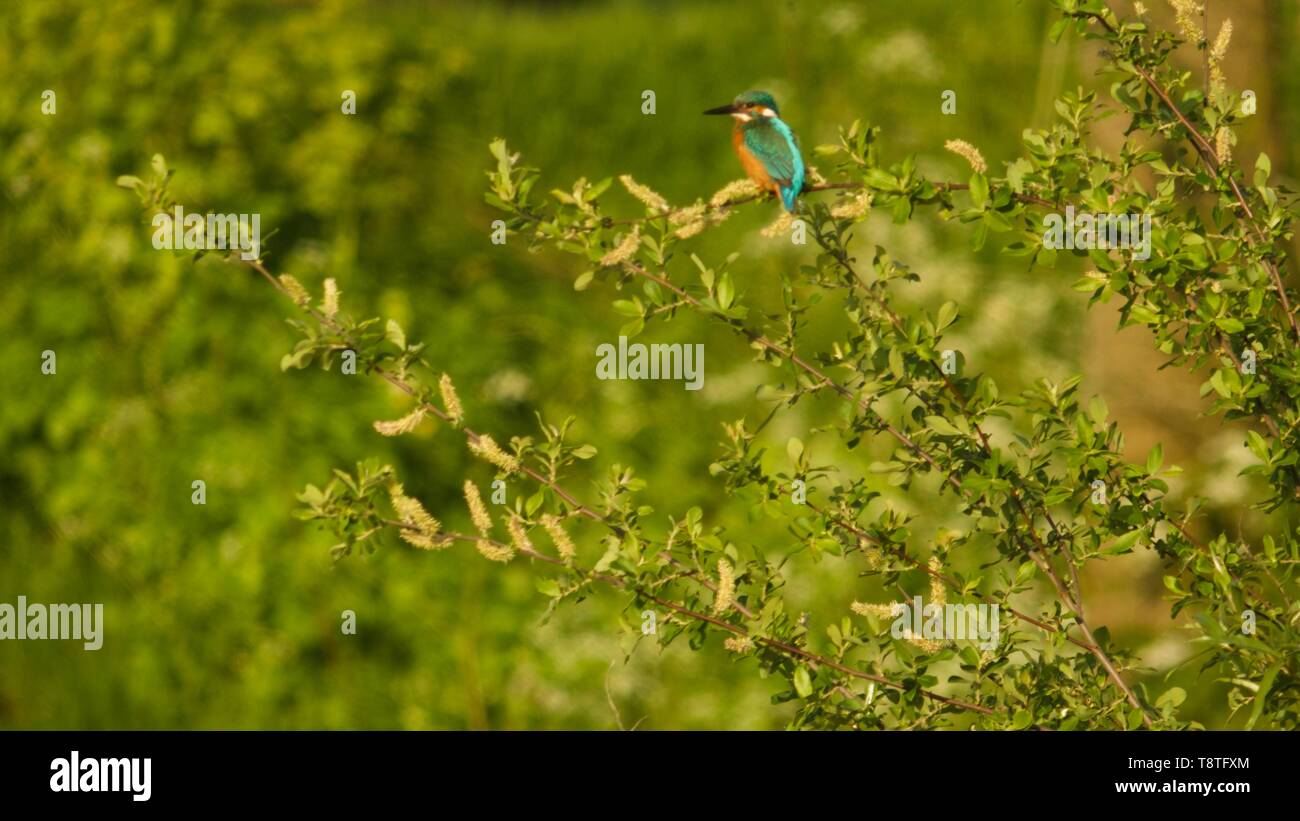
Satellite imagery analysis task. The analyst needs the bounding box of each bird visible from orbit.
[704,90,806,212]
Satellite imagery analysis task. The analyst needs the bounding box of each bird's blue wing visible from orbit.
[744,119,806,211]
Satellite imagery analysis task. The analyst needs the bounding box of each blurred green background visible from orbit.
[1,0,1293,729]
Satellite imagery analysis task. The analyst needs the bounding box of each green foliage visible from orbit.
[314,1,1297,728]
[10,0,1300,730]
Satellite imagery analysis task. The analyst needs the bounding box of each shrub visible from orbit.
[123,0,1298,729]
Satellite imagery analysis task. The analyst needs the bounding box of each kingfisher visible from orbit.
[704,90,806,212]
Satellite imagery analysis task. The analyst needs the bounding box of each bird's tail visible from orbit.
[780,185,800,212]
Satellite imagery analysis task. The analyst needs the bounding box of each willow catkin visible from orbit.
[712,559,736,615]
[505,515,533,556]
[468,434,519,473]
[322,277,339,318]
[599,226,641,267]
[944,139,987,174]
[540,513,576,559]
[463,480,493,536]
[373,407,426,437]
[278,274,310,306]
[619,174,669,212]
[476,538,514,563]
[439,373,463,425]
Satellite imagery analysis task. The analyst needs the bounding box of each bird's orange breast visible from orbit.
[733,127,777,193]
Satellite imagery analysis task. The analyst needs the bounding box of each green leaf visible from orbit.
[1125,708,1145,730]
[611,299,641,317]
[535,578,562,598]
[385,319,406,350]
[793,665,813,698]
[1015,561,1037,585]
[1104,528,1143,555]
[1255,153,1271,188]
[925,415,963,436]
[786,437,804,463]
[888,347,906,380]
[525,489,545,516]
[297,484,325,506]
[982,209,1013,232]
[593,538,621,572]
[716,273,734,310]
[1155,687,1186,711]
[968,173,989,209]
[1245,430,1269,462]
[1088,395,1108,425]
[936,301,959,330]
[1245,664,1281,729]
[586,176,612,201]
[1146,443,1163,474]
[1208,368,1231,398]
[863,168,898,191]
[618,318,644,338]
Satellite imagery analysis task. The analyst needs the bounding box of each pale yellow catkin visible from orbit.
[619,175,669,212]
[399,529,441,550]
[278,274,310,306]
[712,559,736,615]
[439,372,463,425]
[761,211,794,238]
[851,601,901,619]
[723,636,752,653]
[669,203,706,227]
[373,407,426,437]
[859,539,884,569]
[389,484,441,537]
[944,139,987,174]
[1208,19,1233,106]
[670,203,708,239]
[830,190,873,220]
[476,538,514,563]
[674,219,707,239]
[464,480,493,536]
[505,515,534,556]
[468,434,519,473]
[1168,0,1203,43]
[599,226,640,267]
[909,635,946,653]
[929,556,946,608]
[1215,127,1233,165]
[540,513,576,559]
[1211,20,1232,62]
[709,179,760,208]
[322,278,339,318]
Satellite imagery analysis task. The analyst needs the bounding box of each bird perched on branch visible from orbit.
[704,90,806,212]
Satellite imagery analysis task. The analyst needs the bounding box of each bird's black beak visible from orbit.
[703,103,739,115]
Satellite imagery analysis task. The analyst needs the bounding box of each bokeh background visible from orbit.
[2,0,1294,729]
